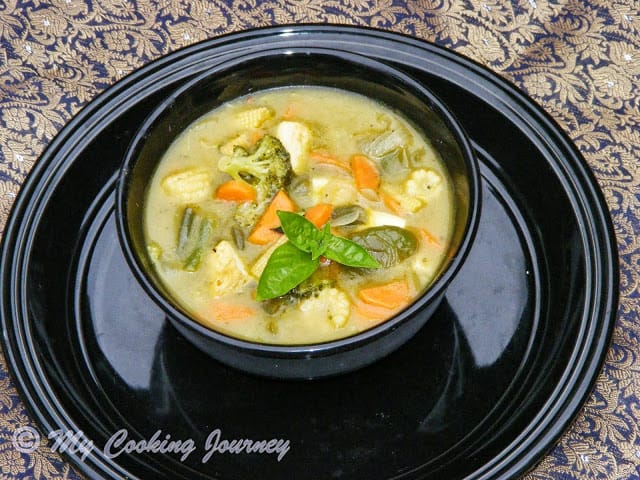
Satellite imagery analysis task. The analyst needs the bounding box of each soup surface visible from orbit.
[144,86,454,344]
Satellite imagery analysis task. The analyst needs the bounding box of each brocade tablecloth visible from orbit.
[1,1,639,479]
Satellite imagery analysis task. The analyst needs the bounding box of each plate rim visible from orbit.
[0,24,619,480]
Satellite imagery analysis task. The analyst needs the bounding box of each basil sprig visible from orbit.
[256,211,380,300]
[255,241,320,302]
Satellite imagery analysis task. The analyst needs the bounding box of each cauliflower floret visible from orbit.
[161,168,212,203]
[383,168,443,213]
[383,184,422,213]
[205,240,252,297]
[276,121,312,174]
[299,287,351,329]
[310,176,358,206]
[406,168,442,199]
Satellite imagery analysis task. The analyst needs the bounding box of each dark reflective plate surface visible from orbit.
[0,26,618,480]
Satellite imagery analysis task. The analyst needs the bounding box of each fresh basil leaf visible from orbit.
[325,236,381,268]
[257,211,382,300]
[323,223,332,244]
[310,243,325,261]
[311,223,333,260]
[277,211,328,258]
[256,241,319,301]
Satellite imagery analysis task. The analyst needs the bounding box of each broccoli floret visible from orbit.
[218,135,291,192]
[291,278,336,299]
[218,135,292,229]
[233,201,263,230]
[265,276,347,327]
[219,135,292,190]
[260,276,336,316]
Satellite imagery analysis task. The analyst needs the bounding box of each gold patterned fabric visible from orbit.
[0,1,638,479]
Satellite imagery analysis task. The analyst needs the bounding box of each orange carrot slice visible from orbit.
[310,151,351,172]
[247,190,296,245]
[419,228,443,248]
[357,280,410,310]
[209,302,256,322]
[381,191,404,215]
[351,154,380,191]
[215,180,257,202]
[304,203,334,228]
[354,300,395,322]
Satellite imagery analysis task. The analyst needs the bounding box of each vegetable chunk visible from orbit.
[215,180,257,202]
[405,168,442,202]
[299,287,351,328]
[206,240,252,298]
[218,134,293,229]
[304,203,333,228]
[161,168,212,203]
[177,207,214,271]
[276,121,312,174]
[384,168,444,213]
[208,302,257,323]
[235,106,273,129]
[310,176,358,206]
[218,134,292,195]
[351,154,380,192]
[247,190,296,245]
[358,280,410,310]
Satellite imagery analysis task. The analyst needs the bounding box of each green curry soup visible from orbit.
[144,86,455,344]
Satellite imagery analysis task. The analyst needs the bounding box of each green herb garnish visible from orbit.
[256,211,380,300]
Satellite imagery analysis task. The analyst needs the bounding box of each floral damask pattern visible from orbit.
[1,1,639,479]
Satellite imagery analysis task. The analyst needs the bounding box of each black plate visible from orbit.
[0,26,618,480]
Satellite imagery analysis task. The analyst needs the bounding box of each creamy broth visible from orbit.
[144,86,454,344]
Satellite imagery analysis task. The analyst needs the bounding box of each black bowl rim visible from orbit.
[115,46,482,356]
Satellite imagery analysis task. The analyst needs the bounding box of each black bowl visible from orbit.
[116,48,481,380]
